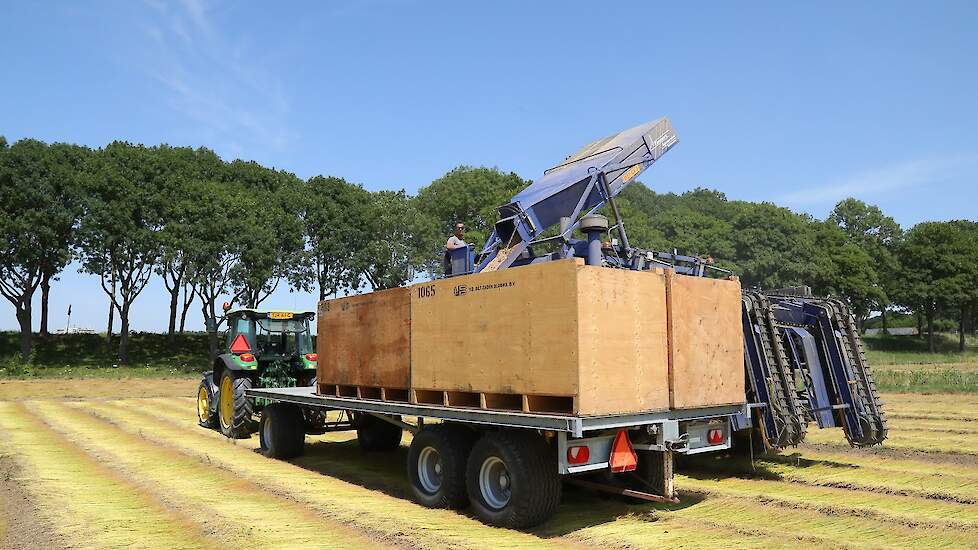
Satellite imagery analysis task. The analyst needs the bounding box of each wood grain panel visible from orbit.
[667,274,746,409]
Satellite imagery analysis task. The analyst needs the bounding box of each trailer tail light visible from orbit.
[239,353,256,363]
[708,428,724,445]
[305,353,318,362]
[567,445,590,465]
[609,430,638,473]
[230,334,251,354]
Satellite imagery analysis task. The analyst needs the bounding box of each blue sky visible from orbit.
[2,1,977,333]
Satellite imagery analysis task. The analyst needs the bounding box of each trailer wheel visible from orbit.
[259,403,305,459]
[218,371,256,439]
[356,413,403,452]
[466,431,561,528]
[196,379,218,429]
[408,425,476,509]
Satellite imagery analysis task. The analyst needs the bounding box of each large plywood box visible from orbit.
[410,260,671,416]
[316,286,411,392]
[666,273,745,409]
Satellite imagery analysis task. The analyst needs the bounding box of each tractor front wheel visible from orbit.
[197,379,218,429]
[218,371,256,439]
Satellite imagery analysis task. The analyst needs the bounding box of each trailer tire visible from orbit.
[218,371,255,439]
[356,413,403,452]
[259,403,305,459]
[408,425,476,509]
[466,431,561,528]
[196,379,218,429]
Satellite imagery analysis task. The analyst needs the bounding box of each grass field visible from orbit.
[2,378,978,549]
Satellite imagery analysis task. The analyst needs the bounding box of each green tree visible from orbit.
[358,190,437,290]
[893,221,976,352]
[77,142,164,363]
[222,161,305,307]
[727,202,817,289]
[185,180,242,360]
[0,139,88,358]
[293,176,371,300]
[829,198,902,330]
[155,146,224,341]
[809,221,882,324]
[415,166,528,251]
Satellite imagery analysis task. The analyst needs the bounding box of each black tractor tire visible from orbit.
[218,371,256,439]
[356,413,403,452]
[466,431,561,529]
[259,403,305,459]
[196,378,218,429]
[407,424,477,509]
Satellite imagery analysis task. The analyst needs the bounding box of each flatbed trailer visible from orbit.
[247,385,747,528]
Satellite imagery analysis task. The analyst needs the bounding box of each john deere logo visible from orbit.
[454,285,467,296]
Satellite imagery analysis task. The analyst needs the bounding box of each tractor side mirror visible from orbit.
[205,317,217,333]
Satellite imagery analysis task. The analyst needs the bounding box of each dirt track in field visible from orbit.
[2,378,977,549]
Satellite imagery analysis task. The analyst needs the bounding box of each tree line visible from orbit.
[2,137,976,362]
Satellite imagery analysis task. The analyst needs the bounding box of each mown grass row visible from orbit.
[0,402,214,550]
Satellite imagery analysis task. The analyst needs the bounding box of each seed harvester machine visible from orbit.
[449,118,888,451]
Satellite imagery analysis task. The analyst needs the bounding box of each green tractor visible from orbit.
[196,308,321,438]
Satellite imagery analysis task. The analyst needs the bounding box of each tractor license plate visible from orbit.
[269,312,294,319]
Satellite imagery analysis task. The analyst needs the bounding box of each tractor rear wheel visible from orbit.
[356,413,403,451]
[197,379,217,429]
[218,371,256,439]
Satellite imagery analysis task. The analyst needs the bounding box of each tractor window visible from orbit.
[254,318,313,356]
[229,317,256,348]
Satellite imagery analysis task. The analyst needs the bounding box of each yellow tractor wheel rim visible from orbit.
[197,385,209,422]
[219,376,234,430]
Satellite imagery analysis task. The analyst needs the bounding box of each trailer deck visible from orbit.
[248,386,744,439]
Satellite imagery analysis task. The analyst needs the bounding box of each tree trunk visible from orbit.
[881,306,888,334]
[106,300,114,340]
[927,308,935,353]
[118,302,131,364]
[962,305,969,352]
[179,282,194,334]
[16,306,32,360]
[203,300,219,362]
[39,273,51,338]
[917,311,924,339]
[167,284,179,342]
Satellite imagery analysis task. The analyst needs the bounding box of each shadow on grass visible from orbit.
[281,436,708,535]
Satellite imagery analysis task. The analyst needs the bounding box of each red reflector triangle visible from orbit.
[609,430,638,473]
[230,334,251,354]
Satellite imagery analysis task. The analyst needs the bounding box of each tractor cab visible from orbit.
[226,309,317,366]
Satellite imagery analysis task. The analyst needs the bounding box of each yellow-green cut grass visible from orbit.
[31,400,384,550]
[0,377,197,400]
[77,399,573,550]
[884,416,978,434]
[662,493,978,548]
[0,402,214,550]
[803,425,978,455]
[676,473,978,530]
[786,446,978,484]
[753,458,978,504]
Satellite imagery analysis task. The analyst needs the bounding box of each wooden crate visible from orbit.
[666,272,745,409]
[315,259,745,416]
[410,260,671,416]
[316,286,410,393]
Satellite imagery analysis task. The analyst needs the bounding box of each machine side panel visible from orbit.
[410,260,580,399]
[668,275,746,409]
[316,287,411,390]
[575,266,670,415]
